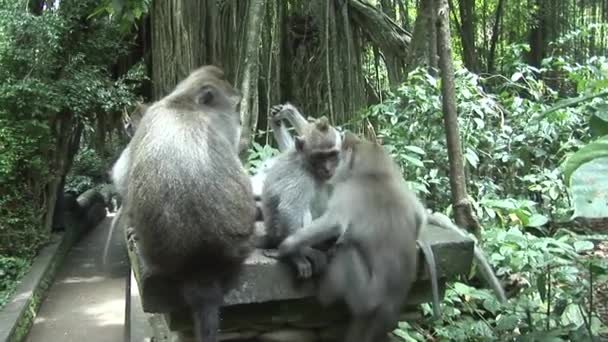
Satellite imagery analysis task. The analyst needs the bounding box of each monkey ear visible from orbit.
[295,136,305,151]
[196,85,216,106]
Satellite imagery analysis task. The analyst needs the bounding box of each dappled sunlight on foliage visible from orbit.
[0,0,145,260]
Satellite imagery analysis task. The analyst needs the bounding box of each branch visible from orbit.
[541,90,608,116]
[348,0,412,58]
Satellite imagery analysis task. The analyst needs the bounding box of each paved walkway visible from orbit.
[26,214,130,342]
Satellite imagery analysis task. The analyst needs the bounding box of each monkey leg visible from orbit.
[288,253,314,279]
[318,246,368,308]
[343,316,369,342]
[352,305,400,342]
[181,278,222,342]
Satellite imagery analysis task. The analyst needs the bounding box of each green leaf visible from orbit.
[563,139,608,185]
[511,72,523,82]
[112,0,125,15]
[392,328,421,342]
[402,154,424,168]
[570,157,608,218]
[495,315,519,331]
[526,214,549,228]
[589,106,608,137]
[403,145,426,155]
[465,148,479,168]
[573,240,594,252]
[537,273,547,301]
[453,282,473,295]
[560,304,585,328]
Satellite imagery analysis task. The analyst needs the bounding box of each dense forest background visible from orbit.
[1,0,607,340]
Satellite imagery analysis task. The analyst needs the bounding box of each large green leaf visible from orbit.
[563,138,608,186]
[570,157,608,218]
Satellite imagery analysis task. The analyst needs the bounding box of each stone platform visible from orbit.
[126,221,474,341]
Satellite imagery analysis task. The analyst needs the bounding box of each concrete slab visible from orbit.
[25,214,130,342]
[128,270,154,341]
[130,222,474,313]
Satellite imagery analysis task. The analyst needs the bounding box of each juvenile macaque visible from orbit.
[276,132,426,342]
[125,65,256,342]
[260,104,341,278]
[250,103,320,199]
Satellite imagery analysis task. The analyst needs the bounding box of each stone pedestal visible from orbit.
[126,220,474,341]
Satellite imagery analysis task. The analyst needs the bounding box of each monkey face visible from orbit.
[310,150,339,181]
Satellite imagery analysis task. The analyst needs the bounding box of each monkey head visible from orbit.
[295,116,340,181]
[330,131,399,184]
[169,65,241,116]
[166,65,243,150]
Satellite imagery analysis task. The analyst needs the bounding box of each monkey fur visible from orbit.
[260,106,442,319]
[250,103,321,199]
[125,65,256,342]
[277,132,426,342]
[260,104,342,279]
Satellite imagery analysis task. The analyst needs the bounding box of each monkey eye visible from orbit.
[312,151,338,164]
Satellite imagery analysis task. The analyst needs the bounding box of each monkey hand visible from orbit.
[263,248,315,278]
[291,255,313,279]
[269,103,296,122]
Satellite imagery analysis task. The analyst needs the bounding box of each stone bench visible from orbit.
[126,219,474,341]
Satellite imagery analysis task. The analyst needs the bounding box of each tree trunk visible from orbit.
[405,0,434,73]
[428,0,438,70]
[458,0,478,72]
[151,0,219,99]
[435,0,481,237]
[486,0,505,74]
[527,0,547,68]
[45,114,83,234]
[239,0,267,157]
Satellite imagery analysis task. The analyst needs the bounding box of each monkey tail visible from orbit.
[181,277,223,342]
[417,240,442,320]
[427,212,507,302]
[102,207,121,268]
[473,246,508,302]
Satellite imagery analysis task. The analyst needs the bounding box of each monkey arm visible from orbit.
[275,103,309,135]
[277,214,342,256]
[269,118,294,152]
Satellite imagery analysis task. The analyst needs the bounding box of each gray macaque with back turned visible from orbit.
[125,65,256,342]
